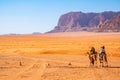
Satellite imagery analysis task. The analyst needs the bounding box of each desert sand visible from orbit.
[0,32,120,80]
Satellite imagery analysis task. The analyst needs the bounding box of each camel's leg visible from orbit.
[104,54,108,67]
[100,61,103,67]
[89,61,94,67]
[99,58,103,67]
[89,60,92,67]
[94,55,97,67]
[94,60,97,67]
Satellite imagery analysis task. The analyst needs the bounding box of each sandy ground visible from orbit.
[0,32,120,80]
[0,55,120,80]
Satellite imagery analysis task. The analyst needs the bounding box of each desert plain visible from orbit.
[0,32,120,80]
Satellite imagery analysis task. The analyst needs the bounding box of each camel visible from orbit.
[99,52,108,67]
[87,52,97,67]
[87,47,98,67]
[99,46,108,67]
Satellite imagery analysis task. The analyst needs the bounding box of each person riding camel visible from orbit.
[99,46,108,67]
[87,47,97,67]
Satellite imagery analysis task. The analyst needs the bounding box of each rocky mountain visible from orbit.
[49,11,120,33]
[97,14,120,32]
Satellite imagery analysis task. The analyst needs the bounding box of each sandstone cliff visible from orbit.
[97,14,120,32]
[49,11,120,33]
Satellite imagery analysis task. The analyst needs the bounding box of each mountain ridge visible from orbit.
[49,11,120,33]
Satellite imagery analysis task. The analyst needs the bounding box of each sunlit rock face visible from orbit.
[49,11,120,33]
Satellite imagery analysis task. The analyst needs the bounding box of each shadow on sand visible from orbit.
[104,66,120,68]
[47,65,120,69]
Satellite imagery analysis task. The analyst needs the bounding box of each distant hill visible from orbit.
[48,11,120,33]
[32,32,41,34]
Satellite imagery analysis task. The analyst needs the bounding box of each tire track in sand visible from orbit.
[13,59,46,80]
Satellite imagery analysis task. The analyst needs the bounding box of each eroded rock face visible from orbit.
[49,11,120,33]
[97,14,120,32]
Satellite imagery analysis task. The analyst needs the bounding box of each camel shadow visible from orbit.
[67,66,120,68]
[47,65,120,69]
[104,66,120,68]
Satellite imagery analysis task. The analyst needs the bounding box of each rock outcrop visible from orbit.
[49,11,120,33]
[97,14,120,32]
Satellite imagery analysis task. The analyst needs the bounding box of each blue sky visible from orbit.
[0,0,120,34]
